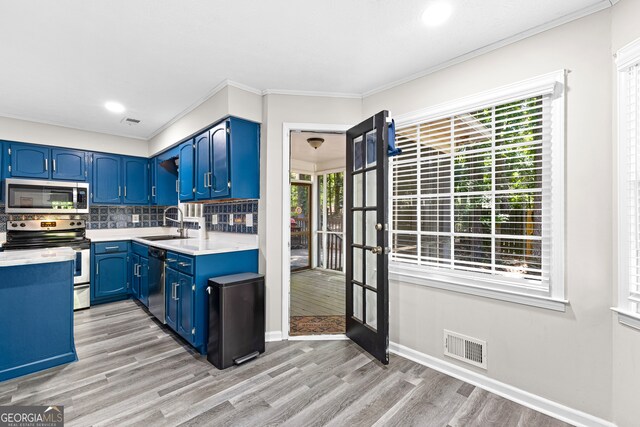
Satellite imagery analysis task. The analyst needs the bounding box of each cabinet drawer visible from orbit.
[177,254,194,275]
[132,242,148,257]
[166,252,179,270]
[94,241,128,254]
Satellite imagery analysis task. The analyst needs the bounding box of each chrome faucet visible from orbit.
[163,206,186,238]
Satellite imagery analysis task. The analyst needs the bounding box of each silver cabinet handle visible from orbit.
[175,283,180,300]
[208,172,212,188]
[44,158,48,171]
[118,186,121,197]
[152,186,156,197]
[178,262,191,267]
[204,173,207,188]
[166,258,177,262]
[96,263,99,275]
[124,186,127,198]
[176,180,179,193]
[52,159,56,172]
[105,246,119,250]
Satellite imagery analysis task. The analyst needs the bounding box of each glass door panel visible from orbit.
[317,171,345,272]
[290,182,311,271]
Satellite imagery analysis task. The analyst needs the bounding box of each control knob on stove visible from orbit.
[69,222,75,226]
[11,223,17,228]
[19,223,26,227]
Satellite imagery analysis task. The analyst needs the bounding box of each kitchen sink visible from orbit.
[140,235,192,241]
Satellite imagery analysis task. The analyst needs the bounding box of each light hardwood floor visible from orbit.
[0,300,570,427]
[290,269,345,317]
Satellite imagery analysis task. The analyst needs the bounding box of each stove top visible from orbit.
[3,219,90,251]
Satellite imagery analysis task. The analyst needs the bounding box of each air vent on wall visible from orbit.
[444,330,487,369]
[121,117,141,126]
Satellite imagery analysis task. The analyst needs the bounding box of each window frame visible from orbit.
[389,70,567,311]
[615,37,640,330]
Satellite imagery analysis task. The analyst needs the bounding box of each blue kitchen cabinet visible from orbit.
[131,253,141,299]
[92,253,129,301]
[51,148,87,181]
[123,157,149,205]
[9,143,50,179]
[91,241,130,304]
[177,272,195,342]
[179,140,195,201]
[210,122,230,199]
[150,157,157,204]
[0,141,4,201]
[150,146,179,206]
[139,256,149,306]
[92,153,122,204]
[194,130,210,200]
[165,267,179,330]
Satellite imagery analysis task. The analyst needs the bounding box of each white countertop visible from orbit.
[87,228,259,256]
[0,247,76,267]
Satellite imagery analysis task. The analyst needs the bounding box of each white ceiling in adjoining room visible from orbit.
[0,0,611,139]
[291,132,346,167]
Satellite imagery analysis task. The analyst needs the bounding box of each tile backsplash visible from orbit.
[0,201,259,234]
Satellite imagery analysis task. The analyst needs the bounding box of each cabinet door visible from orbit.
[194,131,210,200]
[0,142,4,202]
[131,254,140,299]
[52,148,86,181]
[10,144,50,179]
[92,154,122,204]
[150,157,158,205]
[165,267,179,330]
[140,256,149,307]
[123,157,149,205]
[94,253,128,299]
[177,273,195,342]
[179,141,195,201]
[210,122,230,199]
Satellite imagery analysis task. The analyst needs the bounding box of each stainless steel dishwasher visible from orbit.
[148,247,167,323]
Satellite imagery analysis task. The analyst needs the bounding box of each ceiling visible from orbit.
[0,0,610,140]
[291,132,346,165]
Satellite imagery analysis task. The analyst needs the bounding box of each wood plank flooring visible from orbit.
[0,300,571,427]
[290,269,345,316]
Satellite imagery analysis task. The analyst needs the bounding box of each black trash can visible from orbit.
[207,273,265,369]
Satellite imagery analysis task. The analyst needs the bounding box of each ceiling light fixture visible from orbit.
[104,101,126,114]
[307,137,324,150]
[421,2,453,27]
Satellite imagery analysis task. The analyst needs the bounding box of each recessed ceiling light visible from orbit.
[104,101,125,114]
[422,2,453,27]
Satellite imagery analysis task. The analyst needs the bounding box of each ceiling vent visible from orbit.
[121,117,141,126]
[444,330,487,369]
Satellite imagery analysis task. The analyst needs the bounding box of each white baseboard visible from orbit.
[265,331,283,342]
[389,342,615,427]
[288,334,349,341]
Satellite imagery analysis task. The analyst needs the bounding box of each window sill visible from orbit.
[611,308,640,331]
[389,264,568,312]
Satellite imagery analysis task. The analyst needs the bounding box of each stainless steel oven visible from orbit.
[5,178,89,214]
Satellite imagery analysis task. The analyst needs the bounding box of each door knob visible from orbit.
[370,246,383,254]
[375,223,383,231]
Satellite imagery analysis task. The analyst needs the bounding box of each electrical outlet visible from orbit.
[229,214,234,225]
[212,214,218,225]
[246,214,253,227]
[132,214,140,224]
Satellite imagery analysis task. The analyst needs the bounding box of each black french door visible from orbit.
[345,111,390,364]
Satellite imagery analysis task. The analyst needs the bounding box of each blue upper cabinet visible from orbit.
[0,142,4,202]
[122,157,149,205]
[92,154,122,204]
[150,157,158,204]
[210,122,230,199]
[151,148,179,206]
[227,117,260,199]
[9,144,50,179]
[193,131,210,200]
[179,140,195,201]
[51,148,87,181]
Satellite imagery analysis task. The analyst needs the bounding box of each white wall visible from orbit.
[148,85,263,156]
[260,94,362,332]
[0,116,147,157]
[610,1,640,426]
[364,9,614,422]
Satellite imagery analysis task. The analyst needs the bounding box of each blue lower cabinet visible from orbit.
[131,254,141,299]
[177,273,195,342]
[91,242,130,304]
[139,256,149,307]
[165,267,179,330]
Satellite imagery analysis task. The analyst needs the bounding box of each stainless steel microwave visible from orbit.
[5,178,89,214]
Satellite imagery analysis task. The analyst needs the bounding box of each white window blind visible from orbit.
[620,62,640,316]
[391,91,559,295]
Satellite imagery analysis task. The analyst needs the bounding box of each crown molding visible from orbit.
[361,0,614,98]
[262,88,362,99]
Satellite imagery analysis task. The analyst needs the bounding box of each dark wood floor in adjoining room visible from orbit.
[0,300,570,427]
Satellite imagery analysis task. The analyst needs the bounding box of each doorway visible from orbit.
[288,131,347,336]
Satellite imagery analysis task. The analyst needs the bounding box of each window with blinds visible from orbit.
[391,94,555,293]
[620,61,640,316]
